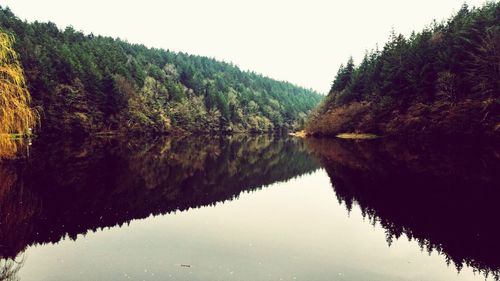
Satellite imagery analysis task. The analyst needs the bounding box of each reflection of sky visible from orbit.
[19,170,485,281]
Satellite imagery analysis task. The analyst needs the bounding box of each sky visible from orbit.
[0,0,490,93]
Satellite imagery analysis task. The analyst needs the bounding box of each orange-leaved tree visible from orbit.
[0,30,38,159]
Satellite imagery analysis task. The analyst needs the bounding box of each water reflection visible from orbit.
[0,136,16,159]
[306,138,500,280]
[0,136,29,160]
[0,135,318,263]
[0,257,23,281]
[2,135,499,280]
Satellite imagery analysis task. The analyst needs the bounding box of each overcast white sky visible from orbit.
[0,0,489,93]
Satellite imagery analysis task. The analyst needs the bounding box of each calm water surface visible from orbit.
[0,135,498,281]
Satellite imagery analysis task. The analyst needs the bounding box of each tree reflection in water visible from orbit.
[306,137,500,280]
[0,256,24,281]
[0,137,16,160]
[0,137,30,160]
[3,135,497,280]
[0,135,319,268]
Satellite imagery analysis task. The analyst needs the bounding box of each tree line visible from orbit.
[0,6,322,137]
[307,2,499,139]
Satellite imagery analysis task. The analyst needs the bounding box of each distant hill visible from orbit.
[0,7,323,135]
[306,3,499,139]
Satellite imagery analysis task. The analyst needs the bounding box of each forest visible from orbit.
[307,2,499,139]
[0,6,322,138]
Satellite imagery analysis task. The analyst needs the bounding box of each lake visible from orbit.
[0,135,498,281]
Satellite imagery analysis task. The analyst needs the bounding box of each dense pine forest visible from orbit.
[307,2,499,139]
[0,7,322,136]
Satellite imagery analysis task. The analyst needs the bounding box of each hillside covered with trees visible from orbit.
[0,7,322,136]
[307,2,499,139]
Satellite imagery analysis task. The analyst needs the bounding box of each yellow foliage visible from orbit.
[289,130,307,138]
[336,133,379,139]
[0,31,38,159]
